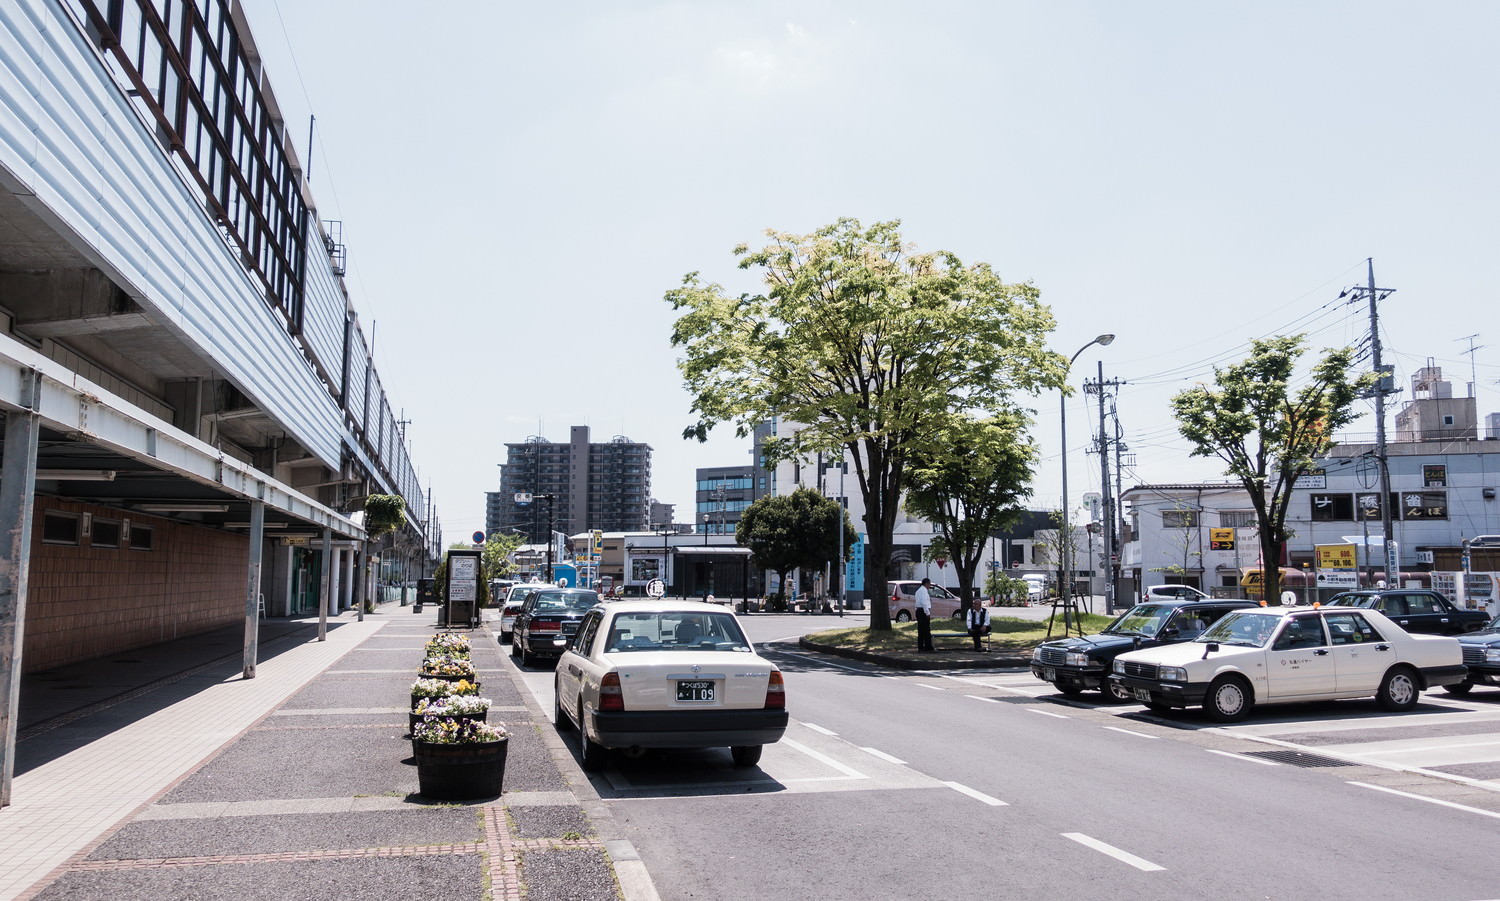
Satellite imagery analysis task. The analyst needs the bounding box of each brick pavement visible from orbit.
[3,605,655,901]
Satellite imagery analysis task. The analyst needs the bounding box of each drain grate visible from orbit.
[1242,749,1353,768]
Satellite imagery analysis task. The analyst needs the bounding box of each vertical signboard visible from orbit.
[445,548,480,628]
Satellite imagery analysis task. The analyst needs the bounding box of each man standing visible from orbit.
[915,578,935,652]
[967,595,991,651]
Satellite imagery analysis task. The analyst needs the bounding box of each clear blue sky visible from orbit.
[240,1,1500,543]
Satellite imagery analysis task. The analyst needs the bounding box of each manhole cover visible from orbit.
[1242,749,1352,768]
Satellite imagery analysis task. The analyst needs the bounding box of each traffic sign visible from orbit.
[472,530,485,544]
[646,579,666,598]
[514,492,532,506]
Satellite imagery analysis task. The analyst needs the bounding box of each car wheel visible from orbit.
[1205,675,1252,723]
[1444,679,1475,697]
[895,610,912,622]
[520,639,536,668]
[951,610,965,621]
[510,636,521,659]
[578,702,606,771]
[1102,679,1133,704]
[500,630,512,644]
[1378,666,1420,711]
[731,745,763,767]
[553,678,572,731]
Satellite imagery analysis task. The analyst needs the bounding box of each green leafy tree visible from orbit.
[736,488,855,610]
[668,218,1065,629]
[904,412,1038,611]
[1171,335,1375,604]
[481,533,527,604]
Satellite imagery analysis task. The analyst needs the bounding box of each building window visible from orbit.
[42,512,80,545]
[1310,493,1354,521]
[92,518,122,548]
[1161,510,1198,528]
[1219,511,1255,528]
[130,523,154,550]
[1423,464,1447,487]
[1401,491,1447,520]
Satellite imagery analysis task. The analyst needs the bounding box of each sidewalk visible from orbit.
[3,603,656,901]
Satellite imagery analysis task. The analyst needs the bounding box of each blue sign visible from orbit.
[845,532,865,591]
[472,531,485,544]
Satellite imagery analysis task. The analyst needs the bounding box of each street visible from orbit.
[510,612,1500,901]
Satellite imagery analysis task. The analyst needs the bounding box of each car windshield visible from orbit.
[1103,604,1176,638]
[1320,594,1368,607]
[929,585,957,599]
[1200,611,1279,648]
[532,591,600,612]
[603,612,752,652]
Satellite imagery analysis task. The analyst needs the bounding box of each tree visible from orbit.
[903,412,1038,609]
[736,488,855,610]
[668,218,1065,629]
[1171,335,1375,605]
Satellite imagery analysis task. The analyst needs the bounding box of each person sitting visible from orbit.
[675,617,703,645]
[967,598,992,651]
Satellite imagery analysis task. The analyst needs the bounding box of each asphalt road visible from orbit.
[510,611,1500,901]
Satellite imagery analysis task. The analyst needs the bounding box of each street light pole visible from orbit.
[1060,334,1115,620]
[537,493,555,583]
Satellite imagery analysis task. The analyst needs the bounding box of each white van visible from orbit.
[1020,574,1047,601]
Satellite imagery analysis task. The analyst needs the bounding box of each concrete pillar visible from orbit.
[0,374,41,808]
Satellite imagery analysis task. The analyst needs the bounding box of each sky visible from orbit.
[236,1,1500,545]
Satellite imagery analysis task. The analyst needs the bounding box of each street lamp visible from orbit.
[1060,334,1114,617]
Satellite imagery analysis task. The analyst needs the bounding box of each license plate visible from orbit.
[1133,688,1152,702]
[676,679,716,702]
[1043,667,1056,681]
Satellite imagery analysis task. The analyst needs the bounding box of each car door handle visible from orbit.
[568,664,580,677]
[1313,649,1329,655]
[1374,644,1392,652]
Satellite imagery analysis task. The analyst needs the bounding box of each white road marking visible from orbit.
[1348,781,1500,821]
[917,683,945,691]
[1028,708,1069,719]
[859,747,907,765]
[1206,749,1280,766]
[943,781,1007,806]
[966,695,1001,704]
[781,738,869,779]
[1061,833,1166,871]
[1103,726,1158,740]
[803,723,838,736]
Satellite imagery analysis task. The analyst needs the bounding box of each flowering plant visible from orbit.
[425,632,471,657]
[420,654,476,678]
[411,717,508,744]
[414,694,491,717]
[410,677,479,699]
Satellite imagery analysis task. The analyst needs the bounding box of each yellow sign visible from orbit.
[1210,528,1235,550]
[1316,544,1358,571]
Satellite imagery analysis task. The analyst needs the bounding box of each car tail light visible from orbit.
[599,672,624,711]
[533,620,561,632]
[764,670,785,709]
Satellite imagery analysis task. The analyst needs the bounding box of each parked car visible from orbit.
[1447,613,1500,696]
[887,580,964,621]
[1321,589,1489,635]
[1032,599,1255,700]
[553,599,788,769]
[1141,584,1212,602]
[511,587,602,666]
[1021,574,1047,601]
[499,582,554,643]
[1108,605,1467,722]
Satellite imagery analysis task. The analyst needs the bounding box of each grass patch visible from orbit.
[806,613,1116,652]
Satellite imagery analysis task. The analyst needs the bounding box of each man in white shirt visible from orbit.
[914,578,935,652]
[967,596,991,651]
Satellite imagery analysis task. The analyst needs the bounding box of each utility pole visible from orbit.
[1347,260,1398,582]
[1086,368,1126,613]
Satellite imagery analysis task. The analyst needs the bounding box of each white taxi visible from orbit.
[553,600,788,769]
[1108,604,1467,722]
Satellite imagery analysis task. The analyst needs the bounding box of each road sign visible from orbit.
[646,578,666,598]
[514,492,532,506]
[472,530,485,544]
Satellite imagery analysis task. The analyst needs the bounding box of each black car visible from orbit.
[1448,614,1500,696]
[1031,599,1254,701]
[511,588,602,667]
[1322,589,1489,635]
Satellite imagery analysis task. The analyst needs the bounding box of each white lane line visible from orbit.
[1207,749,1280,766]
[1028,708,1069,719]
[917,683,945,691]
[1348,781,1500,821]
[1104,726,1158,740]
[966,695,1001,704]
[860,747,907,765]
[803,723,838,736]
[781,738,869,779]
[1061,833,1166,872]
[944,781,1007,807]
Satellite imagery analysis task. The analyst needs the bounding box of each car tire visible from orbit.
[1205,675,1252,723]
[895,611,911,622]
[1377,666,1420,711]
[554,678,572,731]
[578,702,606,771]
[731,745,762,767]
[1443,679,1475,697]
[520,640,536,668]
[500,630,512,644]
[510,636,521,659]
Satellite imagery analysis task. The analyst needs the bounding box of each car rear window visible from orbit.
[603,612,751,652]
[533,591,600,612]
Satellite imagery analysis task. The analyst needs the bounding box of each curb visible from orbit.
[795,636,1032,670]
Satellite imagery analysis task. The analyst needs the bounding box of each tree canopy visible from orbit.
[668,218,1064,628]
[1170,335,1375,603]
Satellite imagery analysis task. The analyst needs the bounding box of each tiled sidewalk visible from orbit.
[4,607,650,901]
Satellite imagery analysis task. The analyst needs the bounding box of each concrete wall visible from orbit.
[22,499,247,672]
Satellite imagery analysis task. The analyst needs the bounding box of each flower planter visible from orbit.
[413,738,508,800]
[408,709,488,734]
[418,671,475,683]
[410,685,480,710]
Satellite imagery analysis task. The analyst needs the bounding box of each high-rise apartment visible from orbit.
[488,426,652,541]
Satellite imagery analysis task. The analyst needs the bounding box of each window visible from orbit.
[128,522,152,549]
[1310,493,1354,521]
[1325,611,1385,644]
[1161,510,1198,528]
[43,512,80,545]
[92,518,122,548]
[1219,511,1256,528]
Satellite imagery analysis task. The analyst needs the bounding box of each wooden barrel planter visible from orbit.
[413,738,508,800]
